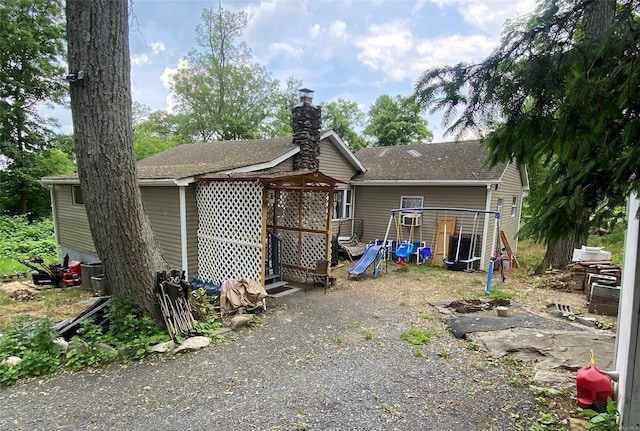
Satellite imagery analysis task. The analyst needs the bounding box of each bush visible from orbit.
[0,317,62,385]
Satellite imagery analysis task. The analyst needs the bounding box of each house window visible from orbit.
[72,185,84,205]
[497,198,504,216]
[333,189,353,220]
[400,196,423,210]
[511,196,517,217]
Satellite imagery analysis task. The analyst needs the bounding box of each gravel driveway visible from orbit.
[0,281,540,431]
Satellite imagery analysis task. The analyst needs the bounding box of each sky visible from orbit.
[55,0,540,142]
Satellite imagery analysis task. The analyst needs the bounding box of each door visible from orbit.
[433,217,456,266]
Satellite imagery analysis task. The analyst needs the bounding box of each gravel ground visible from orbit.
[0,270,544,431]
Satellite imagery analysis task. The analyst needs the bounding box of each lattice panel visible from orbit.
[301,191,329,230]
[301,232,326,268]
[279,190,300,228]
[196,181,263,284]
[280,229,299,268]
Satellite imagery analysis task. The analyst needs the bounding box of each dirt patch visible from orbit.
[447,298,511,313]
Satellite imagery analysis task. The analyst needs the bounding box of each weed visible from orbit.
[437,346,451,360]
[530,385,552,403]
[0,317,61,385]
[363,329,374,340]
[528,411,568,431]
[465,339,480,351]
[418,312,433,321]
[380,402,400,416]
[190,288,218,317]
[295,413,309,431]
[194,317,222,336]
[481,288,515,300]
[395,265,409,273]
[247,314,264,328]
[578,397,619,431]
[413,347,423,357]
[335,335,344,343]
[400,327,435,345]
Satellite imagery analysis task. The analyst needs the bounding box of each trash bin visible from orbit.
[81,263,103,290]
[91,274,110,295]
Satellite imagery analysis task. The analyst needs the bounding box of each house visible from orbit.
[42,95,527,285]
[41,92,365,289]
[347,141,529,271]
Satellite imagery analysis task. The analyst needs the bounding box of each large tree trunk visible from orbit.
[66,0,168,324]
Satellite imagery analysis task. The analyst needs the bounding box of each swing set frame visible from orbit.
[382,207,501,273]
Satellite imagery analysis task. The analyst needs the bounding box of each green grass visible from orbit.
[400,327,435,345]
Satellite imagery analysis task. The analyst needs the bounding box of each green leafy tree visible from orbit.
[363,94,433,147]
[414,0,637,271]
[0,0,67,217]
[132,107,186,160]
[261,77,302,138]
[170,5,281,142]
[321,98,367,151]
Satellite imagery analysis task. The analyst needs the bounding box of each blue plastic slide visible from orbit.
[348,245,383,279]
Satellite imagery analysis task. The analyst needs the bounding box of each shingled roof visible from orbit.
[136,137,296,180]
[352,140,509,183]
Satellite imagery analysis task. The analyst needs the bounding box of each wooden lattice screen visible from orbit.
[196,181,263,284]
[268,189,329,281]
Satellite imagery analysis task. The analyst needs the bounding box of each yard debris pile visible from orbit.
[9,289,35,301]
[446,298,511,313]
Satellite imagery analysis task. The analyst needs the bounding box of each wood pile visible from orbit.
[567,260,621,316]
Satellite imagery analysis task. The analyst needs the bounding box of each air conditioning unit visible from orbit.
[401,213,421,227]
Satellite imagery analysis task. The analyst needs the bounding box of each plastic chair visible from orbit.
[305,259,330,293]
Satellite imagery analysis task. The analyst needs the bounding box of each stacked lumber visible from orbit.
[566,260,621,292]
[567,260,621,316]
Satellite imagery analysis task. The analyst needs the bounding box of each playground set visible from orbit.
[348,207,511,294]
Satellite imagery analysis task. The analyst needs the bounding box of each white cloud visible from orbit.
[415,33,496,67]
[267,42,303,60]
[131,54,150,66]
[429,0,538,35]
[159,58,188,113]
[328,21,348,41]
[309,23,322,40]
[354,20,415,81]
[412,0,428,14]
[150,41,165,54]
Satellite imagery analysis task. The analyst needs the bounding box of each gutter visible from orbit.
[351,179,500,187]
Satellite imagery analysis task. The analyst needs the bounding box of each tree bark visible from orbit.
[66,0,168,324]
[534,231,586,274]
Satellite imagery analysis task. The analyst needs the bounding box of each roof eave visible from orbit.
[223,147,299,175]
[351,179,500,186]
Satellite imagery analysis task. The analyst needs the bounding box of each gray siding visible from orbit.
[353,185,487,242]
[266,157,293,173]
[319,140,359,184]
[140,186,182,270]
[184,184,199,278]
[53,184,96,256]
[493,162,524,254]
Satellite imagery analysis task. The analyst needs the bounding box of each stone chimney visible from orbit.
[292,88,321,171]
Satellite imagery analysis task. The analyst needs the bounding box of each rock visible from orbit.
[173,336,212,354]
[211,327,232,338]
[68,339,88,352]
[151,340,175,353]
[230,315,251,330]
[533,370,575,391]
[53,337,69,354]
[0,356,22,366]
[95,343,118,358]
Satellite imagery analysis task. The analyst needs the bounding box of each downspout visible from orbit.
[481,185,493,271]
[179,185,189,279]
[49,186,61,260]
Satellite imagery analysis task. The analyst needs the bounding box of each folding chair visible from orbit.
[304,259,330,293]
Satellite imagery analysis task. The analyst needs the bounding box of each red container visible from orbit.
[68,261,82,277]
[576,365,613,408]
